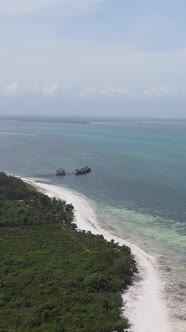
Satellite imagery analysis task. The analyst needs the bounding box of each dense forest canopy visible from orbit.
[0,172,136,332]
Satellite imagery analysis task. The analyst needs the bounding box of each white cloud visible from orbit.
[79,86,130,98]
[143,86,176,99]
[0,0,105,15]
[41,83,59,97]
[1,81,186,101]
[99,87,130,97]
[0,81,19,96]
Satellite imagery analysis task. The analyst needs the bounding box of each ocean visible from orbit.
[0,117,186,331]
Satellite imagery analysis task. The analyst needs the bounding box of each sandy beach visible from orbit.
[23,178,172,332]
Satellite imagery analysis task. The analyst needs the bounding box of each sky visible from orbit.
[1,0,186,117]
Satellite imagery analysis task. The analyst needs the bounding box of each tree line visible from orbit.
[0,172,137,332]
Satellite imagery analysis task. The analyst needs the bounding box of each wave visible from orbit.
[99,206,186,248]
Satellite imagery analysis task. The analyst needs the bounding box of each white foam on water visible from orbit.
[23,178,173,332]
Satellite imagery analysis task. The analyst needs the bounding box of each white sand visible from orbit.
[23,178,173,332]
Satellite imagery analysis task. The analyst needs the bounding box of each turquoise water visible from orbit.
[0,118,186,325]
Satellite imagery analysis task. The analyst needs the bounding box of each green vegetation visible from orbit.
[0,172,137,332]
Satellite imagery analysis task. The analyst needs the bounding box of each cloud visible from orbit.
[1,81,185,101]
[0,0,105,15]
[0,81,131,99]
[79,86,130,98]
[41,83,59,97]
[0,81,19,96]
[143,86,176,99]
[99,87,130,97]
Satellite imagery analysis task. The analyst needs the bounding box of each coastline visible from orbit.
[23,177,172,332]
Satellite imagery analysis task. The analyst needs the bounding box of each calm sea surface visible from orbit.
[0,118,186,326]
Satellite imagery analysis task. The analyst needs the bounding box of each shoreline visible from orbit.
[23,177,172,332]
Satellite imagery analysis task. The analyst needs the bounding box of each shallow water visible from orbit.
[0,117,186,330]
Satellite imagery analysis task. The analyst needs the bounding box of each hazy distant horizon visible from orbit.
[1,114,186,121]
[1,1,186,119]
